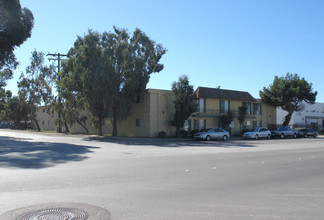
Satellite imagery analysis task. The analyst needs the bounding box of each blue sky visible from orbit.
[8,0,324,102]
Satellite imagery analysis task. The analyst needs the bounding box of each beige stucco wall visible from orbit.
[36,107,56,131]
[148,89,175,137]
[117,92,151,137]
[36,107,112,134]
[117,89,176,137]
[36,89,176,137]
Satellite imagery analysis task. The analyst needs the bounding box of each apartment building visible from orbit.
[188,87,276,135]
[36,87,276,137]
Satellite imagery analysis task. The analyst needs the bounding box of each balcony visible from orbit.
[191,108,259,118]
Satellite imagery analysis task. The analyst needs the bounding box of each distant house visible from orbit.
[277,102,324,131]
[36,87,277,137]
[187,87,276,135]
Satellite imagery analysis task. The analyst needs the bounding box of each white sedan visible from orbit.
[243,127,271,139]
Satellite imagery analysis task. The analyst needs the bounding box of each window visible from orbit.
[48,121,51,125]
[253,103,262,115]
[220,100,229,114]
[42,120,45,125]
[42,109,45,113]
[135,119,144,127]
[253,121,262,128]
[198,98,206,112]
[243,102,251,114]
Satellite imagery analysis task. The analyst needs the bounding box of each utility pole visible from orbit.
[47,52,67,133]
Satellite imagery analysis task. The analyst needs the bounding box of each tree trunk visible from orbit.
[283,111,293,126]
[76,120,89,134]
[175,126,180,138]
[64,121,69,133]
[112,115,117,137]
[33,119,41,132]
[62,113,70,133]
[98,118,103,136]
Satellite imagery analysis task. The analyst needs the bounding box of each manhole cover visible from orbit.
[0,203,110,220]
[17,208,88,220]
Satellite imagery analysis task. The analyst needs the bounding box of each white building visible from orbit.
[277,102,324,131]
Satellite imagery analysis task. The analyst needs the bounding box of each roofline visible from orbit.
[195,86,254,95]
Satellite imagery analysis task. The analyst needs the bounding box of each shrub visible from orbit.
[158,131,166,138]
[180,130,188,138]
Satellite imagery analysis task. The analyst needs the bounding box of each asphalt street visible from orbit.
[1,129,324,219]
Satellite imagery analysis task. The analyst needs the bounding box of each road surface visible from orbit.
[1,130,324,219]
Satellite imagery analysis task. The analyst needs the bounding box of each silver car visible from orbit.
[194,128,230,141]
[243,127,271,139]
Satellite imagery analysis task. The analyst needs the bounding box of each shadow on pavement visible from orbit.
[83,136,257,148]
[0,136,99,169]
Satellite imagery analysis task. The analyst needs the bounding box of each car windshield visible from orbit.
[253,128,259,132]
[277,127,285,131]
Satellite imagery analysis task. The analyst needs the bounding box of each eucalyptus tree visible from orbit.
[66,27,166,136]
[17,50,56,131]
[65,30,111,135]
[1,96,28,129]
[0,0,34,80]
[59,63,89,134]
[260,73,317,126]
[171,75,197,136]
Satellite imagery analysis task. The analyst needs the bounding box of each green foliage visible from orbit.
[238,105,247,132]
[260,73,317,125]
[1,96,28,128]
[59,62,89,134]
[17,50,56,131]
[0,0,34,75]
[0,89,12,120]
[220,111,233,129]
[65,27,166,136]
[171,75,197,135]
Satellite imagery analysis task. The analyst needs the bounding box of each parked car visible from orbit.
[243,127,271,139]
[194,128,230,141]
[271,126,298,139]
[298,128,318,138]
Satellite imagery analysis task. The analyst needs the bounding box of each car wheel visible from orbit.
[222,135,227,141]
[255,135,259,140]
[304,134,308,138]
[206,135,211,141]
[267,134,271,139]
[314,134,317,138]
[280,133,285,139]
[293,133,297,138]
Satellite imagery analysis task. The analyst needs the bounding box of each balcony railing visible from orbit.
[192,108,261,117]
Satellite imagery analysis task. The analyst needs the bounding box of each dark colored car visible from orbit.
[298,128,318,138]
[271,126,298,139]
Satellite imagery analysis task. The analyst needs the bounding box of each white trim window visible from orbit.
[136,119,144,127]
